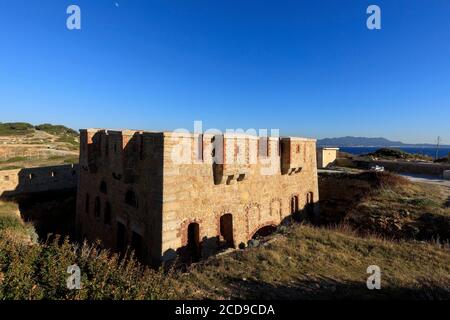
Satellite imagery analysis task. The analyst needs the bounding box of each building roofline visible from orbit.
[79,128,316,141]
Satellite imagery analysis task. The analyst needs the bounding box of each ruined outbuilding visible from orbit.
[317,147,339,169]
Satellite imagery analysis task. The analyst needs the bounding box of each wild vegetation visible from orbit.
[362,148,433,161]
[435,155,450,163]
[0,123,34,136]
[1,172,449,300]
[319,171,450,242]
[173,223,450,299]
[34,124,78,137]
[0,122,78,137]
[0,201,176,300]
[0,200,37,243]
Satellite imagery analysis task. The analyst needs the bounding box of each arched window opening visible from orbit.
[125,190,138,208]
[306,192,315,218]
[290,195,299,214]
[187,223,200,262]
[100,180,107,194]
[131,231,143,261]
[219,214,234,248]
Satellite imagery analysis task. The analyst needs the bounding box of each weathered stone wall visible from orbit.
[76,129,319,265]
[76,129,163,265]
[444,170,450,180]
[160,132,319,261]
[0,164,78,197]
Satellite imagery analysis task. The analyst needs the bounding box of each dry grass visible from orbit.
[0,200,37,244]
[1,201,449,299]
[173,222,450,299]
[319,171,450,241]
[1,169,449,300]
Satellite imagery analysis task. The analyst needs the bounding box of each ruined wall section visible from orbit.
[76,129,164,264]
[0,164,78,197]
[161,132,319,261]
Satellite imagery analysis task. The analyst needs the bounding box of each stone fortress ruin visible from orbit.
[75,129,319,265]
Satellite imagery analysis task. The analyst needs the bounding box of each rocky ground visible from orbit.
[319,171,450,242]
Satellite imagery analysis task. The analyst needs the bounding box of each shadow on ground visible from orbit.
[225,276,450,300]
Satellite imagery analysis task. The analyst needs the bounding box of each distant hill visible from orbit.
[34,123,78,137]
[0,122,79,170]
[0,122,78,137]
[317,136,449,148]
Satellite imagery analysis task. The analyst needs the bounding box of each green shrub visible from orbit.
[0,122,34,136]
[35,124,78,137]
[0,165,23,171]
[0,235,176,300]
[0,215,23,232]
[409,198,439,207]
[0,156,27,164]
[365,148,433,161]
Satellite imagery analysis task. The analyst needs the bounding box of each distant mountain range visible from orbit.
[317,136,450,148]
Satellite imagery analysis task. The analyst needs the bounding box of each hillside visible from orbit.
[0,122,79,170]
[362,148,433,161]
[174,224,450,299]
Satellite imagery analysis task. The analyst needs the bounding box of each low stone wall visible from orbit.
[371,160,450,177]
[0,164,78,197]
[444,170,450,180]
[335,158,450,178]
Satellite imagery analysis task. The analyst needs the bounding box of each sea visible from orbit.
[339,147,450,159]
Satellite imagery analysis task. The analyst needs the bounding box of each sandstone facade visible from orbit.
[76,129,319,265]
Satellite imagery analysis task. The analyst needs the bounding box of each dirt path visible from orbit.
[400,173,450,188]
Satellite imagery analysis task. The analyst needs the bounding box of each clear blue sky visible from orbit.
[0,0,449,144]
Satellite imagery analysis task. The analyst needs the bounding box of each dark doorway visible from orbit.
[116,222,126,253]
[252,225,277,239]
[306,192,314,218]
[131,231,143,261]
[220,214,234,248]
[94,196,101,218]
[125,190,138,208]
[187,223,200,262]
[100,181,107,194]
[290,195,299,214]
